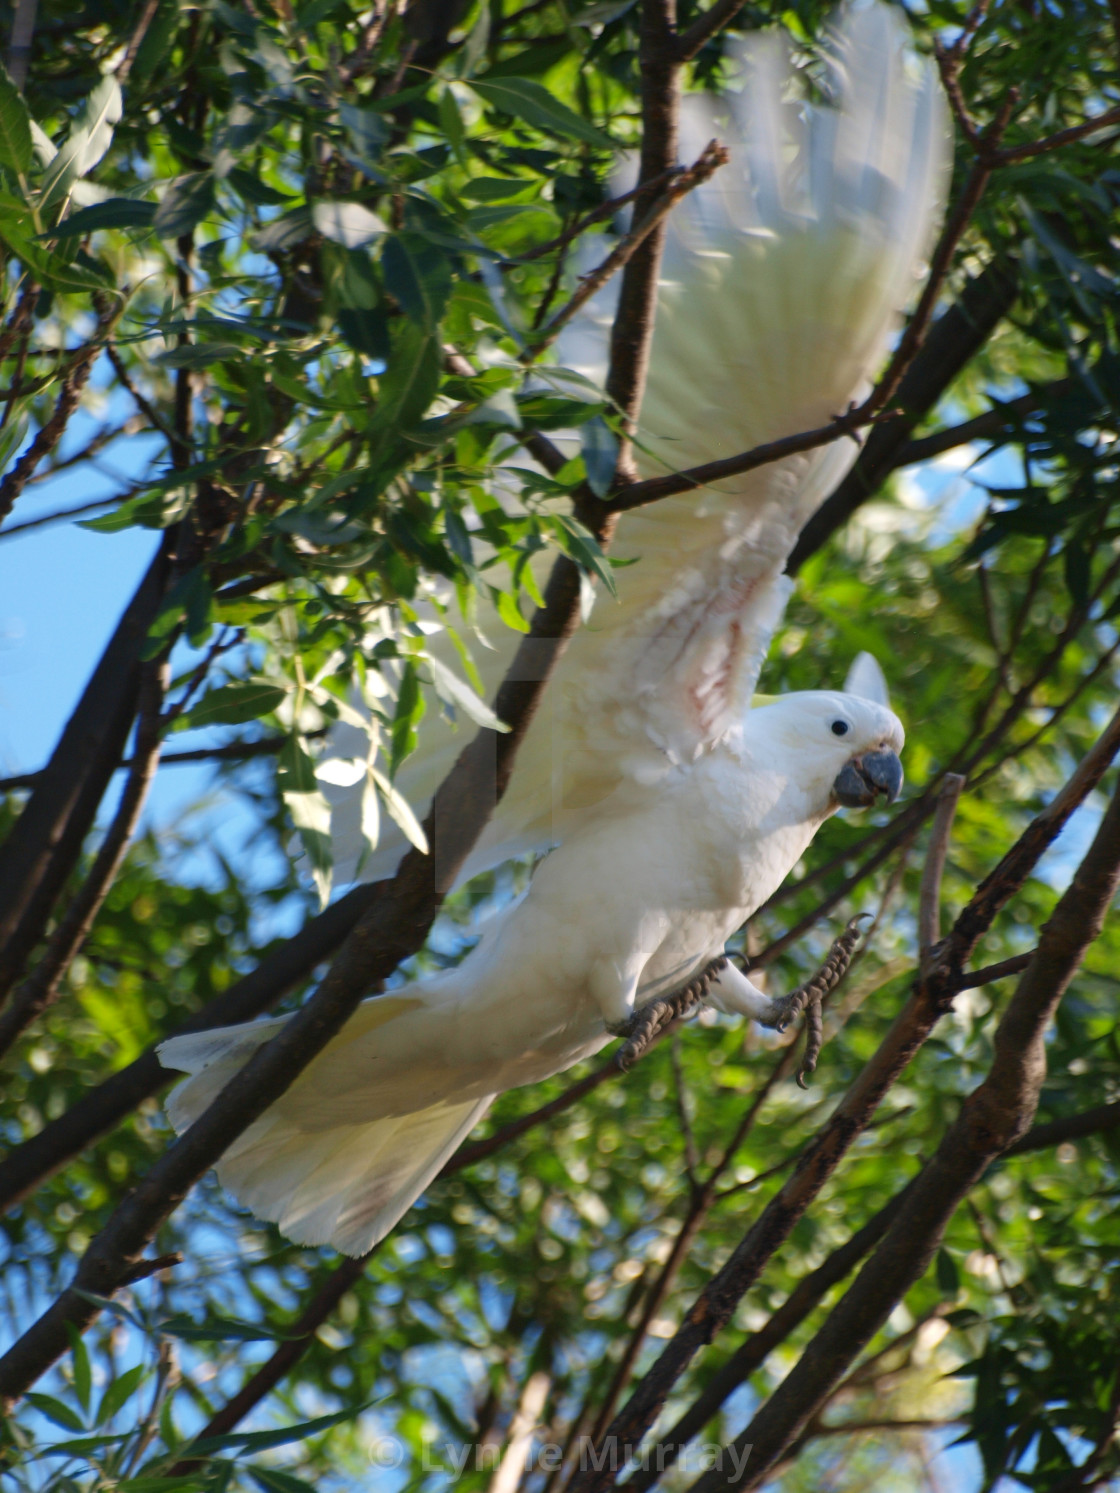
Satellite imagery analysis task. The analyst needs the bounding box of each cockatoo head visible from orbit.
[749,652,904,814]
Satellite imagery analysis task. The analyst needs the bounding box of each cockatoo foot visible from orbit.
[613,956,729,1072]
[756,915,870,1087]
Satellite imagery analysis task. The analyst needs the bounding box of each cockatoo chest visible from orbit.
[630,751,826,979]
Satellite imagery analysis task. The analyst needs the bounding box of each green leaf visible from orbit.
[65,1324,91,1415]
[370,763,428,853]
[495,585,529,633]
[439,87,466,164]
[0,408,29,473]
[376,321,441,429]
[95,1364,145,1426]
[338,102,389,165]
[40,74,123,207]
[580,415,618,498]
[936,1247,961,1295]
[187,681,289,728]
[550,512,617,596]
[130,0,181,77]
[227,167,294,206]
[312,199,387,249]
[470,77,615,150]
[389,661,425,775]
[155,341,242,369]
[145,566,212,653]
[183,1403,370,1458]
[251,1469,320,1493]
[381,233,452,327]
[252,206,313,252]
[153,172,216,239]
[0,63,32,175]
[26,1392,86,1433]
[157,1313,304,1343]
[426,654,509,731]
[459,176,535,203]
[279,735,333,904]
[0,217,119,295]
[46,197,156,238]
[338,306,390,360]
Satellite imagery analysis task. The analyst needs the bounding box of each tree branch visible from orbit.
[0,661,169,1061]
[566,703,1120,1493]
[895,379,1071,469]
[724,772,1120,1492]
[0,0,688,1401]
[675,0,745,62]
[528,141,728,356]
[0,539,173,1004]
[787,256,1021,573]
[0,327,111,527]
[0,883,379,1216]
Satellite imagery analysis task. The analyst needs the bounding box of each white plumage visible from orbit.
[160,4,948,1257]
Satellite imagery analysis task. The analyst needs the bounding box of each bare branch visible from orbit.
[0,0,690,1401]
[515,168,682,266]
[528,141,728,356]
[0,323,114,527]
[676,0,746,62]
[0,883,379,1217]
[118,1251,182,1287]
[1004,1098,1120,1157]
[721,774,1120,1492]
[567,704,1120,1493]
[0,540,173,1004]
[114,0,161,83]
[0,660,169,1061]
[956,952,1034,992]
[896,379,1070,467]
[991,104,1120,165]
[106,342,180,453]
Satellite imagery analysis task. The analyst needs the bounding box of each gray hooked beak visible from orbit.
[832,749,904,808]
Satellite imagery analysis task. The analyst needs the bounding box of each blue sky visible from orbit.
[0,397,275,890]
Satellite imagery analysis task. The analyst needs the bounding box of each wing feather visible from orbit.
[330,2,948,883]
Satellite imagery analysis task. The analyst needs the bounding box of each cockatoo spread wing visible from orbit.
[328,4,948,886]
[163,12,938,1258]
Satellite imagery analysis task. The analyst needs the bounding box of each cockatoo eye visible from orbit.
[831,720,849,737]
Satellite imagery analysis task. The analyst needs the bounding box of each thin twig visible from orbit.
[977,562,1013,694]
[118,1252,182,1286]
[991,104,1120,165]
[515,168,682,266]
[106,343,181,452]
[0,314,116,527]
[0,660,169,1061]
[896,380,1071,467]
[115,0,161,84]
[527,142,728,356]
[676,0,746,62]
[0,0,689,1396]
[715,777,1120,1492]
[955,952,1034,991]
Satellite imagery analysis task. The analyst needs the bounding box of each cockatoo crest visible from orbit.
[842,652,892,707]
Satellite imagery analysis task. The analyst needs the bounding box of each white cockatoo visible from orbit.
[160,3,948,1258]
